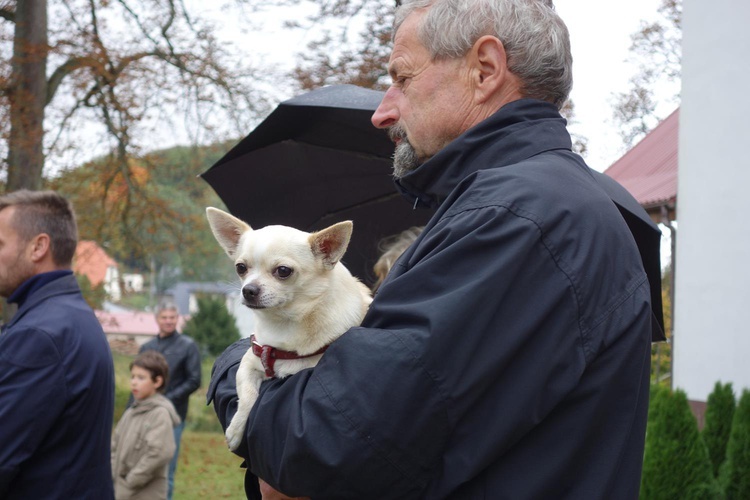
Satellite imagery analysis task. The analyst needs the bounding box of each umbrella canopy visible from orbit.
[201,84,664,340]
[200,84,434,286]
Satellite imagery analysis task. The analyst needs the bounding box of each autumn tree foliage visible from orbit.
[50,142,235,292]
[613,0,682,148]
[0,0,268,191]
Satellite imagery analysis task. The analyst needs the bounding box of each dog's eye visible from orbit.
[274,266,293,279]
[236,263,248,275]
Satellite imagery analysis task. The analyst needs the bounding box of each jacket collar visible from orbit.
[4,273,81,331]
[131,393,181,425]
[7,270,73,306]
[395,98,572,208]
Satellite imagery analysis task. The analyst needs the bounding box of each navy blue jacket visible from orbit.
[210,99,653,499]
[0,274,115,499]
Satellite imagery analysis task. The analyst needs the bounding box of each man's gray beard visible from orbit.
[392,139,422,179]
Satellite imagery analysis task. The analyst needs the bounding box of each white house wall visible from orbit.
[675,0,750,401]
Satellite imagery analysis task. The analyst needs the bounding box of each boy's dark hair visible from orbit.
[130,350,170,393]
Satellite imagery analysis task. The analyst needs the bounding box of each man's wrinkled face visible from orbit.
[371,9,474,178]
[0,207,34,298]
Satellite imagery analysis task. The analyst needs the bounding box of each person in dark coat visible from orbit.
[138,301,201,500]
[0,190,115,499]
[209,1,657,498]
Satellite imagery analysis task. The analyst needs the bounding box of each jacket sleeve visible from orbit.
[232,207,588,499]
[124,408,177,490]
[207,337,262,500]
[0,327,66,496]
[166,338,202,403]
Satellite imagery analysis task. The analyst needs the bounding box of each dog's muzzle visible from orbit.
[242,284,263,308]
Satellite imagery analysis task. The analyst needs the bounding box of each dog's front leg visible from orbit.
[225,353,264,451]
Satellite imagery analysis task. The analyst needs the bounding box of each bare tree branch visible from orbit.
[0,6,14,23]
[46,55,101,105]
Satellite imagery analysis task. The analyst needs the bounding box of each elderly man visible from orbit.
[0,190,115,499]
[210,1,654,498]
[138,300,201,499]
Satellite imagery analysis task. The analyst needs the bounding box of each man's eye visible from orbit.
[236,263,248,275]
[274,266,293,279]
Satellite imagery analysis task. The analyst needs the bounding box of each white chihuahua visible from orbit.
[206,207,372,450]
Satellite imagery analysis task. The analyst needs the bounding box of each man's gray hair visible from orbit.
[156,300,179,315]
[395,0,572,109]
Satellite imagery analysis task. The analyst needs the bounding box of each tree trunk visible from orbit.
[7,0,48,192]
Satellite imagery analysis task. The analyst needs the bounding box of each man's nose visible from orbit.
[371,87,400,129]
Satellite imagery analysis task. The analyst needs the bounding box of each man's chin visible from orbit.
[392,142,422,179]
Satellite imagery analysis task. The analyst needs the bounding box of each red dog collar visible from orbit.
[250,335,329,378]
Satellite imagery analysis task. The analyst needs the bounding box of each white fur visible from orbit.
[206,207,372,450]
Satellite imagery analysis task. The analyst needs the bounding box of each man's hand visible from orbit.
[259,478,310,500]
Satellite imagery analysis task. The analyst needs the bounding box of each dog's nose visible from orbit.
[242,284,261,302]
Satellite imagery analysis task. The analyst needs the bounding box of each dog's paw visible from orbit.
[225,423,244,451]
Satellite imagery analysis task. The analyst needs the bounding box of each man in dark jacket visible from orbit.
[0,190,115,499]
[139,301,201,499]
[210,1,656,498]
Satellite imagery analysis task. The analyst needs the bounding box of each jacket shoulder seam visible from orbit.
[438,203,589,358]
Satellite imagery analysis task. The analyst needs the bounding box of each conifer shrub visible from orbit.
[183,295,241,356]
[641,387,720,499]
[703,381,736,478]
[721,389,750,499]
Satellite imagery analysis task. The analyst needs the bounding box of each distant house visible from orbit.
[604,108,678,224]
[164,281,254,337]
[73,241,122,301]
[122,273,145,293]
[97,310,188,355]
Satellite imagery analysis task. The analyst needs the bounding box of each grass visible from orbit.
[173,431,245,499]
[113,352,244,498]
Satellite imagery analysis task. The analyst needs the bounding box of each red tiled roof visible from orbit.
[96,310,187,336]
[73,240,118,287]
[604,108,679,211]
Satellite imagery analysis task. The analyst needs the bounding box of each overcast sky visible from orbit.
[555,0,669,171]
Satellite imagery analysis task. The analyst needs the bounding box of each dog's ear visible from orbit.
[206,207,252,259]
[309,221,353,269]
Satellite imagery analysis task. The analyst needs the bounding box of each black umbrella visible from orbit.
[200,84,434,286]
[201,84,664,341]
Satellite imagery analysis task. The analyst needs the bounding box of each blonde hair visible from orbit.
[372,226,423,292]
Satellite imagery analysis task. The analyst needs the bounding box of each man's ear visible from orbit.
[470,35,510,103]
[28,233,51,263]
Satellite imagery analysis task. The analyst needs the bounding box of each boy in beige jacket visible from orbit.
[112,350,181,500]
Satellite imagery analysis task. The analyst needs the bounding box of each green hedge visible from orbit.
[721,389,750,499]
[703,382,736,478]
[641,386,720,499]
